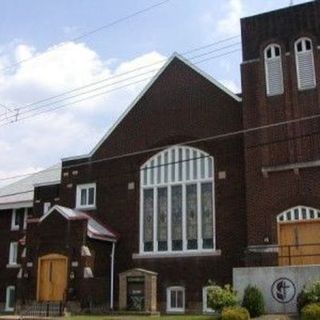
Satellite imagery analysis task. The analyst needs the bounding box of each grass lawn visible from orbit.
[65,316,215,320]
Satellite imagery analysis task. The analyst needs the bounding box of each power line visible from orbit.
[0,46,242,126]
[0,0,172,74]
[1,111,320,183]
[0,36,240,121]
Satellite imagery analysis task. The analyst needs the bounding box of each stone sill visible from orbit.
[132,250,221,259]
[6,264,21,268]
[262,159,320,177]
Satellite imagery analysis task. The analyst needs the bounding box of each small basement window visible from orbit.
[166,286,185,313]
[202,286,214,313]
[76,183,96,209]
[5,286,15,312]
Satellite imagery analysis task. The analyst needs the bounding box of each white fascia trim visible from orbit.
[0,201,33,211]
[33,180,61,188]
[40,205,67,222]
[62,53,242,162]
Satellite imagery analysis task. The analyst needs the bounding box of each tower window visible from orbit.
[295,38,316,90]
[264,44,284,96]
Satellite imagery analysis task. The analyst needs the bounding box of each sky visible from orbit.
[0,0,313,187]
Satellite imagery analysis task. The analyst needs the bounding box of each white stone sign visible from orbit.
[233,265,320,313]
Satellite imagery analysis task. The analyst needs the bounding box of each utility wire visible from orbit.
[0,0,172,73]
[0,45,241,126]
[0,36,240,120]
[1,111,320,184]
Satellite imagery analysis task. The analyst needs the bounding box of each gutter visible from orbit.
[110,242,115,310]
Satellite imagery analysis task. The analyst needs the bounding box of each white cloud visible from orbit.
[216,0,243,36]
[0,41,166,187]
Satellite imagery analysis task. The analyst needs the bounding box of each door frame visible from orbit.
[37,253,68,302]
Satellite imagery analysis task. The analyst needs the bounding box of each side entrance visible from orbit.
[278,206,320,266]
[37,254,68,302]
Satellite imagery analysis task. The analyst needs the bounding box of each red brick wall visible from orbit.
[241,2,320,247]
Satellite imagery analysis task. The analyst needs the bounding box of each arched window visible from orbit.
[140,146,215,254]
[277,206,320,223]
[295,37,316,90]
[264,44,284,96]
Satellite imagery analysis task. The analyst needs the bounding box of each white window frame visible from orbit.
[76,183,96,209]
[11,208,27,231]
[264,44,284,96]
[43,202,51,215]
[5,286,15,312]
[8,242,18,266]
[166,286,185,313]
[202,286,214,313]
[139,146,216,256]
[295,37,316,90]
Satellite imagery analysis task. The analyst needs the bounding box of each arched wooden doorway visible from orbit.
[37,254,68,302]
[277,206,320,266]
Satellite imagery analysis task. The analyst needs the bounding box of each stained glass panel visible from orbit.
[171,185,182,251]
[143,189,153,251]
[186,184,197,249]
[201,183,213,236]
[157,187,168,251]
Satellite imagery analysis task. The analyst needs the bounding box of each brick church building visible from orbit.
[0,1,320,315]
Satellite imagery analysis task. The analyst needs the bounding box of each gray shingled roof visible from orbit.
[0,164,61,208]
[40,205,117,241]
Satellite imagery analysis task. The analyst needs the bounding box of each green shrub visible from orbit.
[301,303,320,320]
[221,306,250,320]
[207,284,237,312]
[241,285,264,317]
[297,281,320,313]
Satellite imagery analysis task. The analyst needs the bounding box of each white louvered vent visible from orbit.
[295,38,316,90]
[264,44,284,96]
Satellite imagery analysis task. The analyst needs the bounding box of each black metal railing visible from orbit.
[242,242,320,267]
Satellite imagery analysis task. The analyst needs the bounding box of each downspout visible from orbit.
[110,241,115,310]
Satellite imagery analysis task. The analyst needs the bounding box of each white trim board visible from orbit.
[0,201,33,211]
[33,180,61,188]
[62,53,242,162]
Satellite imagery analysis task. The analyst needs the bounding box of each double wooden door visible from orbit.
[279,221,320,266]
[37,254,68,302]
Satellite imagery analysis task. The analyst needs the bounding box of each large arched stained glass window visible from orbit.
[140,146,215,254]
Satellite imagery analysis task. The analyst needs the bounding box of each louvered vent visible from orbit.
[264,44,284,96]
[266,58,284,96]
[296,51,316,90]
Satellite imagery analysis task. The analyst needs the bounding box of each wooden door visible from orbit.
[38,254,68,302]
[279,221,320,266]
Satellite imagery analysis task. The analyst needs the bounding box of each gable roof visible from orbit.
[63,53,242,162]
[0,164,61,210]
[40,205,117,242]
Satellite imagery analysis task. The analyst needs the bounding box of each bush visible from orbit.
[301,303,320,320]
[221,306,250,320]
[297,281,320,313]
[207,284,237,312]
[241,285,264,317]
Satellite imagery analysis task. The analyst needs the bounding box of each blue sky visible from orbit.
[0,0,312,185]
